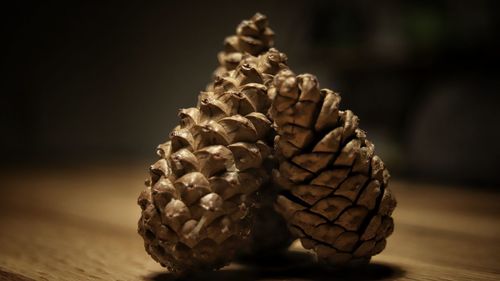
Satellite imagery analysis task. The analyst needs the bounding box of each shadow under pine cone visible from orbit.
[146,251,405,281]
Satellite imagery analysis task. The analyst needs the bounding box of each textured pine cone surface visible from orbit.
[211,13,274,84]
[270,70,397,265]
[137,49,288,275]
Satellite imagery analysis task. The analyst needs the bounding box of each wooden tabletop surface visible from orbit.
[0,165,499,281]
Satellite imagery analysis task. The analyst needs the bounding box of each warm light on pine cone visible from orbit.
[270,69,397,265]
[137,49,288,274]
[138,12,396,274]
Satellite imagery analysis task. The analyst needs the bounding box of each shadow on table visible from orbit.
[145,252,405,281]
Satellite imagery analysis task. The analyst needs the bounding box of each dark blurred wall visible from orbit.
[1,1,309,160]
[2,1,499,185]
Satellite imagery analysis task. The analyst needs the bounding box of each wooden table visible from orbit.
[0,164,499,281]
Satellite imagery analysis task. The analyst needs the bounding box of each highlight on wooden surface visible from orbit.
[0,165,499,280]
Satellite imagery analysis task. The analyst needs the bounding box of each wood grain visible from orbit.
[0,165,499,280]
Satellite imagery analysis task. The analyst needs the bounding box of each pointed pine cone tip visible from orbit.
[209,13,274,90]
[234,13,274,55]
[251,12,268,29]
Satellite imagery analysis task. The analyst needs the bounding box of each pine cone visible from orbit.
[212,13,274,81]
[270,70,397,265]
[137,49,288,275]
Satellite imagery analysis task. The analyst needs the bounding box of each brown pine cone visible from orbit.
[269,70,397,265]
[137,49,288,275]
[211,13,274,82]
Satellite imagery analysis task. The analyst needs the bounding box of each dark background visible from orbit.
[2,0,500,186]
